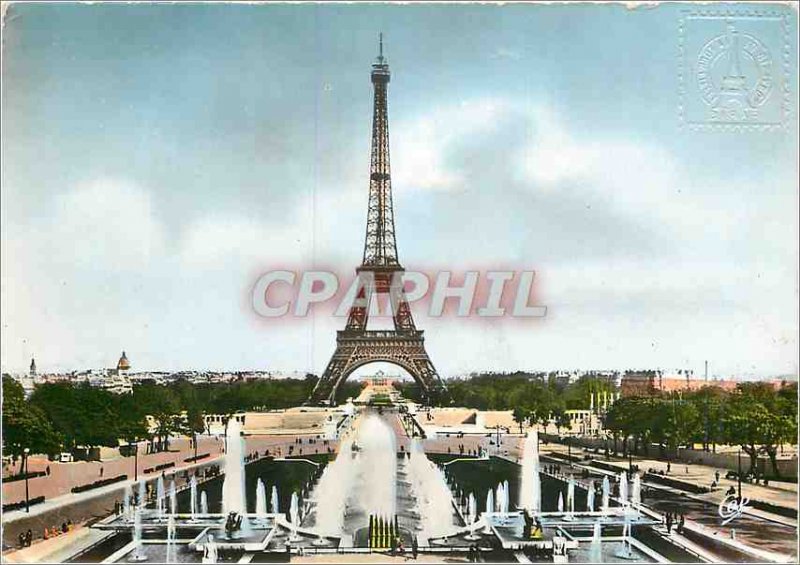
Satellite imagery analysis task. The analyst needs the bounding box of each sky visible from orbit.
[2,2,798,379]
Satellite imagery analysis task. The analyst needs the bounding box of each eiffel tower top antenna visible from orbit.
[378,32,384,62]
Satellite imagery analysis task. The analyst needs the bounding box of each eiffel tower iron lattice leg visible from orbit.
[308,35,447,405]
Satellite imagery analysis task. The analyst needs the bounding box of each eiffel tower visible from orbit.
[308,36,447,405]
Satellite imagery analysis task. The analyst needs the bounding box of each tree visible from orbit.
[2,376,61,467]
[512,406,528,434]
[553,408,571,436]
[722,391,772,475]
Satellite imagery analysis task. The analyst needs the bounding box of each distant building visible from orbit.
[29,357,37,377]
[620,369,754,397]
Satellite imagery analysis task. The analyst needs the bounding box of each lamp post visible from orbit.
[23,447,30,513]
[737,448,742,504]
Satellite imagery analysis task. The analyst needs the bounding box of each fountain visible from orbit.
[200,491,208,515]
[354,415,397,519]
[615,513,635,559]
[587,479,595,512]
[222,418,246,519]
[483,489,495,534]
[589,522,603,563]
[190,476,198,521]
[271,486,279,513]
[632,473,641,511]
[619,472,629,509]
[156,475,166,520]
[289,492,301,542]
[169,480,177,515]
[557,491,564,513]
[131,507,147,562]
[309,438,355,535]
[123,484,132,518]
[601,476,610,513]
[407,438,458,540]
[138,480,147,511]
[519,431,542,513]
[255,479,268,521]
[565,476,576,520]
[465,492,480,540]
[166,515,176,564]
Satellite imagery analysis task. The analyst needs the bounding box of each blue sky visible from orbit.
[2,2,797,378]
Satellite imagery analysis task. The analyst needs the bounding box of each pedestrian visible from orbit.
[26,529,32,546]
[678,514,685,534]
[18,532,25,549]
[412,536,418,560]
[715,470,720,483]
[61,522,68,534]
[46,465,50,476]
[67,519,73,531]
[666,512,673,534]
[100,466,104,477]
[666,462,671,473]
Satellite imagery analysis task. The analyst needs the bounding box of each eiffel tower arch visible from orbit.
[308,36,447,405]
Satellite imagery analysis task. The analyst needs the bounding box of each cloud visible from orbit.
[46,178,165,271]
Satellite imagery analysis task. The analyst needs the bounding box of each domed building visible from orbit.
[117,351,131,373]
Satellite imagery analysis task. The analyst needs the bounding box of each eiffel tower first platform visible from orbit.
[308,36,447,406]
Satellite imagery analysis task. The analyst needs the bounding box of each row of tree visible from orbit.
[2,374,361,463]
[603,382,797,477]
[397,372,617,432]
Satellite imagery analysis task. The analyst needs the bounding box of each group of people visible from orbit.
[16,520,75,548]
[388,535,419,560]
[445,444,482,457]
[664,512,685,535]
[467,542,482,562]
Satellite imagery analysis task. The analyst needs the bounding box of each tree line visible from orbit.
[603,382,797,477]
[397,372,617,432]
[1,374,351,463]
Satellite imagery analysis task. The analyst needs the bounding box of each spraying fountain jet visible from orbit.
[138,480,147,512]
[156,476,166,520]
[131,507,147,562]
[256,479,268,521]
[271,486,279,514]
[190,476,198,521]
[165,515,176,564]
[289,492,301,542]
[169,480,177,515]
[601,476,611,515]
[200,491,209,515]
[519,430,542,514]
[589,522,603,563]
[483,489,494,534]
[619,472,629,512]
[123,484,132,519]
[222,418,247,521]
[465,492,480,540]
[565,476,576,521]
[615,513,635,560]
[631,473,641,515]
[587,479,596,513]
